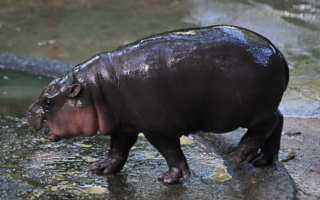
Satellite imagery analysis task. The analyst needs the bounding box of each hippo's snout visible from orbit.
[26,111,44,131]
[26,102,45,131]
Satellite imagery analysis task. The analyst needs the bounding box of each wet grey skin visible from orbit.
[27,25,289,184]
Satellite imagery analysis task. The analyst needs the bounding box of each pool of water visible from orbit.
[0,70,50,117]
[0,0,193,63]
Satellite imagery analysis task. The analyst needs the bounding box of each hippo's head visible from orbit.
[26,71,99,142]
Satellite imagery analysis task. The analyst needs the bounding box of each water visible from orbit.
[0,70,50,117]
[0,0,192,63]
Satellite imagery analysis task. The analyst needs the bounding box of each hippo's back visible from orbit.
[106,26,288,137]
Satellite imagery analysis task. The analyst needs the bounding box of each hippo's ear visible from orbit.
[68,84,81,98]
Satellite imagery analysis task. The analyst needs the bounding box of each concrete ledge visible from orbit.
[0,53,74,79]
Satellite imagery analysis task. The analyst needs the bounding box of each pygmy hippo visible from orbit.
[27,25,288,183]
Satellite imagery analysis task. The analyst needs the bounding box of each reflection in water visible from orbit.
[105,170,191,199]
[106,174,135,199]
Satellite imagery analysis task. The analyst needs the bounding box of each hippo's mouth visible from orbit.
[48,132,61,142]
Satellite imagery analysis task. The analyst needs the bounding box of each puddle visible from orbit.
[9,171,44,187]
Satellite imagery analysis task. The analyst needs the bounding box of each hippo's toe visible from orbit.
[90,155,126,174]
[250,151,278,166]
[158,164,190,184]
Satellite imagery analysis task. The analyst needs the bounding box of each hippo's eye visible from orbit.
[45,99,52,108]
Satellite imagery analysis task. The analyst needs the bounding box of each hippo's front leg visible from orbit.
[143,133,190,183]
[90,132,139,173]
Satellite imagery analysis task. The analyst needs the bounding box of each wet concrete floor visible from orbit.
[0,111,295,199]
[281,117,320,199]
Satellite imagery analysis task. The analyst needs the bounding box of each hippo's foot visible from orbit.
[233,109,283,166]
[250,151,278,166]
[158,163,190,184]
[232,148,279,166]
[90,132,139,174]
[143,133,190,183]
[90,156,125,173]
[232,144,260,164]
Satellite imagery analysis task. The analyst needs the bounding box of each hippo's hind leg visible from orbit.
[251,109,283,165]
[144,133,190,184]
[90,132,139,173]
[233,109,283,165]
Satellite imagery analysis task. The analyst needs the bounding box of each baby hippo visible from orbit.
[27,25,288,183]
